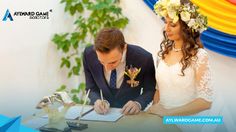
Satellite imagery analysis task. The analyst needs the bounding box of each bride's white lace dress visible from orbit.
[156,48,214,131]
[156,48,213,109]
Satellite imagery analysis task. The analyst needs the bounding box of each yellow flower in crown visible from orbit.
[154,0,180,22]
[124,65,141,88]
[154,0,208,32]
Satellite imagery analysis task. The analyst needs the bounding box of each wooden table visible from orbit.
[80,112,180,132]
[23,110,180,132]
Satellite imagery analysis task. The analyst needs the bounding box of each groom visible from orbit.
[83,28,156,115]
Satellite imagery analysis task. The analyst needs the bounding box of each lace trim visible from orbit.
[196,68,213,101]
[192,49,208,70]
[194,49,213,101]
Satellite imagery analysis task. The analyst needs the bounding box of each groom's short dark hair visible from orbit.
[94,27,126,53]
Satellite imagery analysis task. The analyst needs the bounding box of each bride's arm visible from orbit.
[153,89,160,104]
[166,98,211,116]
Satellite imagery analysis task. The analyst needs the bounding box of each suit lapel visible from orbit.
[116,45,133,97]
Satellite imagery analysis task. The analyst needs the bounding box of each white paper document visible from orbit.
[65,105,93,119]
[81,108,123,122]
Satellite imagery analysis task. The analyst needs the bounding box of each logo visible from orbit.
[163,116,223,124]
[2,9,14,21]
[2,9,52,22]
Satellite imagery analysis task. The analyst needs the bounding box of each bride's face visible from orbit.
[164,16,182,41]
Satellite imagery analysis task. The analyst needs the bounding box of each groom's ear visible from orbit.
[123,43,127,50]
[120,43,127,53]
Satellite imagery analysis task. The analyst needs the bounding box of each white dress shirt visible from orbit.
[104,49,127,88]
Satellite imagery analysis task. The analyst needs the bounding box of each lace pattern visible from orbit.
[193,49,213,102]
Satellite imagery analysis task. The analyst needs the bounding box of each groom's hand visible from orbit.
[122,101,141,115]
[94,99,110,114]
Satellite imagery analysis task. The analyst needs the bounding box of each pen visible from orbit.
[100,89,104,101]
[100,89,105,114]
[77,89,90,124]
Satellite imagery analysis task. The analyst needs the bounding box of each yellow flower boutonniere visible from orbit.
[124,65,141,88]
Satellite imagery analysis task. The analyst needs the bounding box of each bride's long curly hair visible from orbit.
[158,0,203,76]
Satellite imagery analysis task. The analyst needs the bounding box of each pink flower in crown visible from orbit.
[124,65,141,88]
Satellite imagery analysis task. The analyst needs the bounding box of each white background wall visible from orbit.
[0,0,77,118]
[0,0,236,125]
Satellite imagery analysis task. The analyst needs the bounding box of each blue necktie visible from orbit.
[109,69,117,89]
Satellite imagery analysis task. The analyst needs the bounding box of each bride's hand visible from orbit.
[147,103,169,117]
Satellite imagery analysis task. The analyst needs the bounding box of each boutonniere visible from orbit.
[124,65,141,88]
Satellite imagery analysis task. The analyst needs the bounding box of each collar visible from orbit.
[121,47,127,63]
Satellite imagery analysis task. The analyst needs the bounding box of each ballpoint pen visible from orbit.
[100,89,106,114]
[100,89,104,102]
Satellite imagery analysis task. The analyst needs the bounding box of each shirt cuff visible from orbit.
[134,101,142,110]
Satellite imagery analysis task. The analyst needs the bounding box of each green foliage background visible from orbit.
[52,0,129,103]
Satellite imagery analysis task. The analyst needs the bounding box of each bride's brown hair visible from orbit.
[158,0,203,76]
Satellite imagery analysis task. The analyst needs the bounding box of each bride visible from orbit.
[147,0,213,116]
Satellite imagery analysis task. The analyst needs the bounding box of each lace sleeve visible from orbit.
[194,49,213,102]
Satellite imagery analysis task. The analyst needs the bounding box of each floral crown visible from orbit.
[154,0,208,32]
